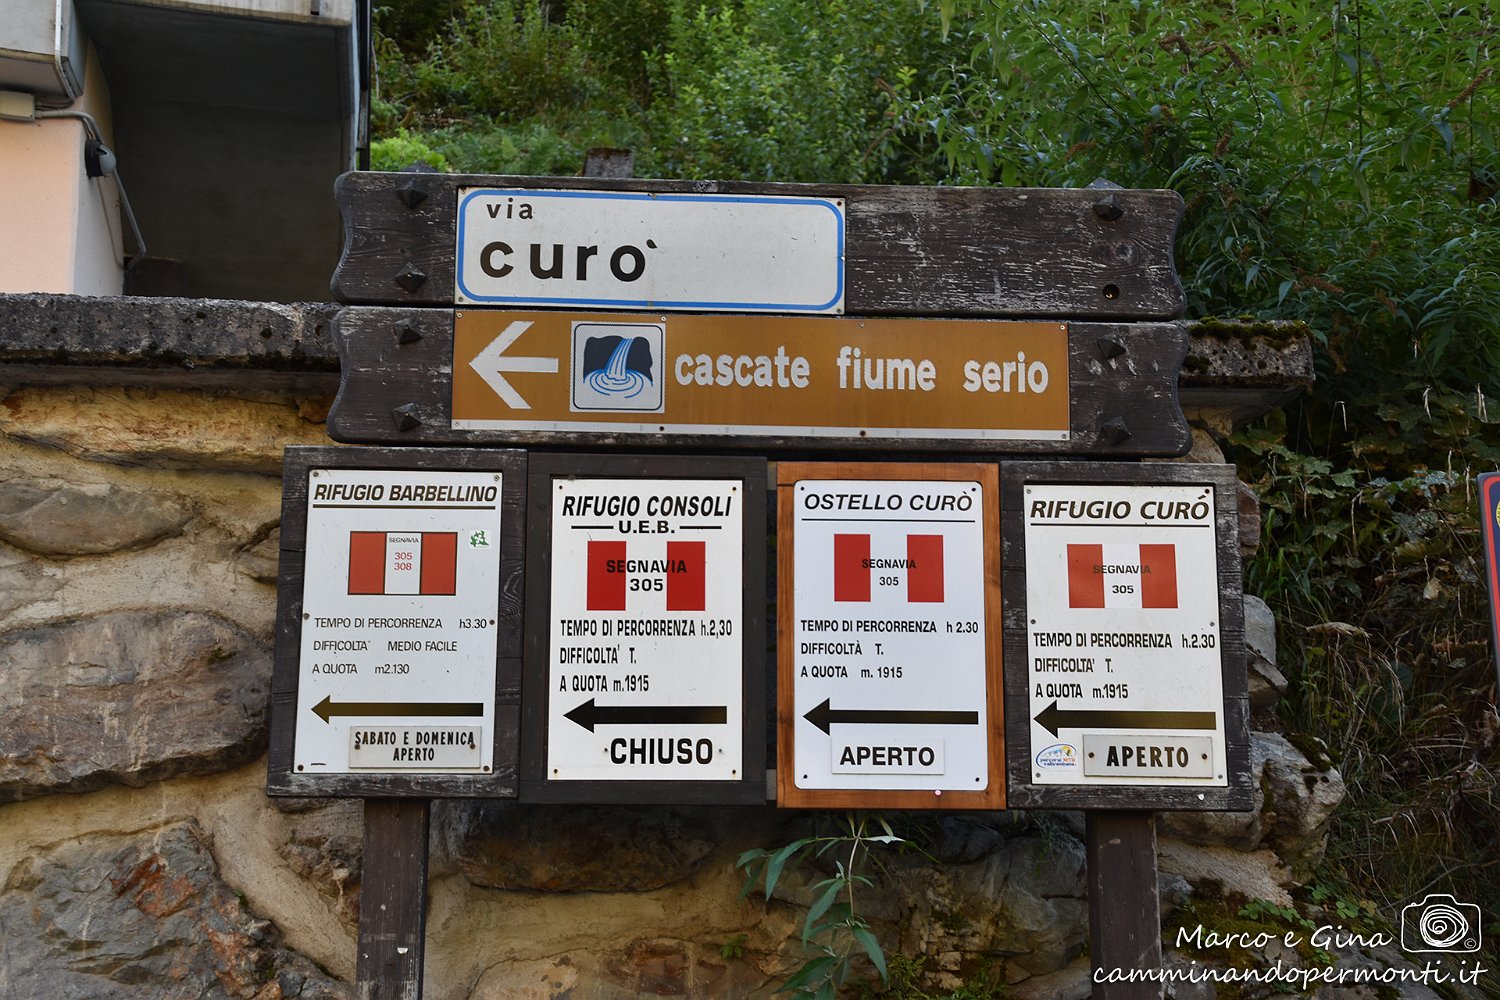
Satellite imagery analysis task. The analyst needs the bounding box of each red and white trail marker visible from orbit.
[1066,542,1177,609]
[586,540,707,611]
[348,532,458,596]
[833,533,944,603]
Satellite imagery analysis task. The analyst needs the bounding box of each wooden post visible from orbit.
[357,799,431,1000]
[1087,811,1162,1000]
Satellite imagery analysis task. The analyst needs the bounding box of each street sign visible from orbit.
[455,188,845,313]
[451,310,1069,442]
[268,447,526,798]
[521,454,766,804]
[1000,462,1252,810]
[1479,472,1500,692]
[777,463,1004,810]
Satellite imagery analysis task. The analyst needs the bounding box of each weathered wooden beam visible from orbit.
[332,173,1186,320]
[1087,811,1163,1000]
[357,799,430,1000]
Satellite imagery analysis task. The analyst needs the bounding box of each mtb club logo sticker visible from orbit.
[572,321,664,412]
[1035,743,1078,769]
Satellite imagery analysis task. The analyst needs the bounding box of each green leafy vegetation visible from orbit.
[373,0,1499,989]
[737,814,904,998]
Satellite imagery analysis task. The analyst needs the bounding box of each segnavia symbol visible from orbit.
[571,321,664,412]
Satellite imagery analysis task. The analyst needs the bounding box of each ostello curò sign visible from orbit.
[452,311,1070,442]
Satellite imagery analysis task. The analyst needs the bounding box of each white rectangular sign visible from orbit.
[1023,483,1226,786]
[546,478,743,780]
[295,469,503,774]
[455,188,845,313]
[790,479,992,792]
[348,726,482,769]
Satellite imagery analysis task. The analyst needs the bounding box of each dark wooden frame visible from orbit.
[268,445,526,798]
[332,173,1186,321]
[775,462,1005,810]
[327,307,1191,458]
[520,452,767,804]
[1000,460,1252,811]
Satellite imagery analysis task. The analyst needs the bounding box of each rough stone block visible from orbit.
[893,833,1089,978]
[1260,732,1345,877]
[0,477,193,556]
[437,800,738,892]
[277,800,363,926]
[1159,730,1344,874]
[1244,594,1288,710]
[0,385,330,473]
[0,542,61,615]
[0,610,271,801]
[0,821,349,998]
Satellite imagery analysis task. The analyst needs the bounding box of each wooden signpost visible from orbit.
[268,446,526,1000]
[331,175,1186,318]
[272,170,1253,999]
[1001,461,1252,812]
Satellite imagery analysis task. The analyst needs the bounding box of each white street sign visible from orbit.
[790,478,992,793]
[295,469,503,774]
[455,188,845,313]
[1023,483,1226,786]
[546,478,743,781]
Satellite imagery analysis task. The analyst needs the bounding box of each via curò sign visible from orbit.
[454,188,846,313]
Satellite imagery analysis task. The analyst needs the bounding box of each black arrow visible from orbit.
[564,698,727,732]
[1033,700,1217,737]
[802,698,979,735]
[312,695,483,724]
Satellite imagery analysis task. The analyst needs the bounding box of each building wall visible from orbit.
[0,45,122,296]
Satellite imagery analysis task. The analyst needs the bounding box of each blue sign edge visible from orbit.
[454,188,847,312]
[1480,472,1500,696]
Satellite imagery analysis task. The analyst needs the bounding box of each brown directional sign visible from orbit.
[452,310,1070,444]
[327,307,1191,456]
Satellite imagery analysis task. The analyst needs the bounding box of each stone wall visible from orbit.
[0,294,1345,999]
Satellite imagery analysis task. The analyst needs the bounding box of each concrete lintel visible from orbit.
[0,292,338,390]
[1180,319,1315,430]
[0,296,1317,416]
